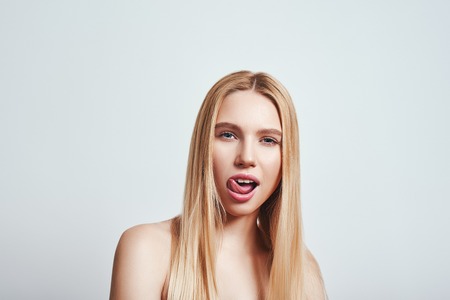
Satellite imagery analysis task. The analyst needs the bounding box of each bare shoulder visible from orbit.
[303,248,328,300]
[110,220,172,300]
[119,220,172,249]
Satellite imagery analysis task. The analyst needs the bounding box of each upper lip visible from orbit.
[229,173,260,185]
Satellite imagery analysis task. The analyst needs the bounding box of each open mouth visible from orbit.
[226,175,260,202]
[227,179,258,194]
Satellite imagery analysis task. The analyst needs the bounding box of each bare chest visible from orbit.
[215,250,270,300]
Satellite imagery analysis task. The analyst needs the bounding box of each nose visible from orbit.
[234,141,256,168]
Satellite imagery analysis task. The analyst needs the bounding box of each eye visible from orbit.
[261,137,279,145]
[219,131,236,140]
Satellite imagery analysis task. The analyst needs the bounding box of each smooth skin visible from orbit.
[213,91,281,299]
[110,91,326,299]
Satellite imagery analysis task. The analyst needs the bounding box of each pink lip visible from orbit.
[226,173,260,203]
[229,174,260,185]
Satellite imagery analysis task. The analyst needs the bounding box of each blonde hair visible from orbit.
[166,71,305,299]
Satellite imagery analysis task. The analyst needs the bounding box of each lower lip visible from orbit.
[227,187,257,202]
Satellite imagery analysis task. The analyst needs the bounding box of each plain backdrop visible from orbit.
[1,1,449,299]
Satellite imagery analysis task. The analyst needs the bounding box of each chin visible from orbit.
[221,201,262,219]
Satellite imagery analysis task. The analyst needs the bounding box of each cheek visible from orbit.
[265,155,282,184]
[212,149,227,181]
[262,150,281,171]
[269,156,282,190]
[213,144,233,167]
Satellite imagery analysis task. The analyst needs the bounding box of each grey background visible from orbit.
[1,1,449,299]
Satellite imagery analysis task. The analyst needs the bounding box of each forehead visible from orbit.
[216,90,281,129]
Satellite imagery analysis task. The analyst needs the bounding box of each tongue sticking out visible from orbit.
[227,179,256,194]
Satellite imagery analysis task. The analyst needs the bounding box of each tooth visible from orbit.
[236,179,254,184]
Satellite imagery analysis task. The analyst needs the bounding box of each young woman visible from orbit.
[110,71,327,299]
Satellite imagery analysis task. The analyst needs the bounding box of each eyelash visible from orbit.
[219,132,236,140]
[261,137,279,145]
[218,132,279,145]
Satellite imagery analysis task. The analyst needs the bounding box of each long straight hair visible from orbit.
[166,71,304,299]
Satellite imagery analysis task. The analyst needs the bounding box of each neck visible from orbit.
[220,211,265,253]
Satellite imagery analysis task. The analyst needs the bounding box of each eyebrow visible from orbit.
[215,122,282,137]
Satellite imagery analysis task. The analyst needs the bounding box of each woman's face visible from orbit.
[213,90,282,218]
